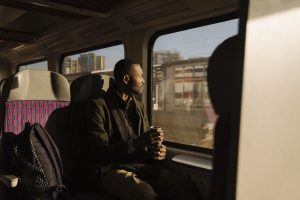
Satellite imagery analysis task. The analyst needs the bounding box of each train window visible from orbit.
[19,60,48,71]
[62,43,124,80]
[151,18,238,149]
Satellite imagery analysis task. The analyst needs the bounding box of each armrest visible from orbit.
[0,173,18,188]
[172,154,212,170]
[0,137,18,188]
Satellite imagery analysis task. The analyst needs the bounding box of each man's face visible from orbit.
[127,64,145,95]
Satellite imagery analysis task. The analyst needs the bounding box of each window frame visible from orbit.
[17,58,48,72]
[147,13,238,153]
[59,40,124,75]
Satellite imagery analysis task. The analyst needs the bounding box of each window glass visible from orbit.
[19,60,48,71]
[62,44,124,80]
[152,19,239,149]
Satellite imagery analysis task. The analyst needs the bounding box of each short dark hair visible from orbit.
[113,58,138,82]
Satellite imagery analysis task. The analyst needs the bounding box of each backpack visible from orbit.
[9,122,69,200]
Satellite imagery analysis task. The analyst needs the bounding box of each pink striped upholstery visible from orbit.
[3,100,70,134]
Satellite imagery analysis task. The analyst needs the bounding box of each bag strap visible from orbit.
[53,184,69,200]
[32,123,64,185]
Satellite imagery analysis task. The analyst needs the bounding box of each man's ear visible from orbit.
[123,74,130,85]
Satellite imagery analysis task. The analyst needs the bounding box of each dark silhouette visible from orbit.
[207,35,243,200]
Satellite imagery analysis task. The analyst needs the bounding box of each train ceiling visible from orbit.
[0,0,238,65]
[0,0,120,42]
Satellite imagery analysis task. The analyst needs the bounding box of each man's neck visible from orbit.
[115,85,130,102]
[116,91,129,101]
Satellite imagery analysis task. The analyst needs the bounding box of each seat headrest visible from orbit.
[70,74,113,102]
[2,70,70,101]
[207,35,242,114]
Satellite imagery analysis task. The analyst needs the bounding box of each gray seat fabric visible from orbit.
[2,70,70,101]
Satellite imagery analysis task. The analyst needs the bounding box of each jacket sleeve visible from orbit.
[85,99,130,164]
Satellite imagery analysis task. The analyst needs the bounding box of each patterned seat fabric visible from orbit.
[3,100,70,134]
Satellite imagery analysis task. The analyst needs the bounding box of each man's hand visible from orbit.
[150,144,167,160]
[133,127,164,149]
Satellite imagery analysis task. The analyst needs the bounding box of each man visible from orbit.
[85,58,199,200]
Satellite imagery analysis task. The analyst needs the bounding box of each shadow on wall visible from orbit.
[248,0,300,19]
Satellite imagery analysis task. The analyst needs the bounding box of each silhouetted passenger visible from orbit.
[207,35,243,200]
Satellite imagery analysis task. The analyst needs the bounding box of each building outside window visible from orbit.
[62,43,124,82]
[19,60,48,71]
[151,18,239,149]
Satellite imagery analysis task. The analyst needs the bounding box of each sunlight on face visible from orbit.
[128,64,145,95]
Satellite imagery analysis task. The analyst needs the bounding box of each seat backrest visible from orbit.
[0,70,70,135]
[68,74,113,191]
[70,74,113,102]
[2,70,69,101]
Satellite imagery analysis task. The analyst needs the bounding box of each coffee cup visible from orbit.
[150,126,161,132]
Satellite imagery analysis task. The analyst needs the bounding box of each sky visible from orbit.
[154,19,239,59]
[24,19,238,71]
[67,45,124,70]
[77,19,238,69]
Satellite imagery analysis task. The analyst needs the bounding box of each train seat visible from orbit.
[0,71,115,200]
[70,73,112,102]
[0,70,70,134]
[0,70,71,199]
[68,74,115,198]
